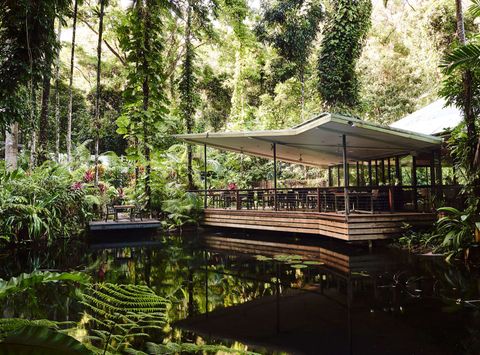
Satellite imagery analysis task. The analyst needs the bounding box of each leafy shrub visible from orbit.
[0,164,99,243]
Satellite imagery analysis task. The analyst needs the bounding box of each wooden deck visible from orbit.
[89,219,161,231]
[202,209,434,241]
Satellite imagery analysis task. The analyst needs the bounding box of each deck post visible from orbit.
[436,148,443,194]
[412,155,418,211]
[337,165,341,186]
[368,160,373,186]
[381,159,385,184]
[356,162,360,187]
[395,156,401,185]
[387,158,391,184]
[342,135,349,215]
[317,187,321,212]
[273,143,278,211]
[328,167,332,187]
[430,150,436,189]
[204,144,207,209]
[374,160,378,185]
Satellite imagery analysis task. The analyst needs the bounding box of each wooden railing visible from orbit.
[190,185,463,214]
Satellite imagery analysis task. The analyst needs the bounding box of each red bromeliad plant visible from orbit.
[83,170,94,183]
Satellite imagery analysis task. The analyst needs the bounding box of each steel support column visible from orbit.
[273,143,278,211]
[342,135,349,215]
[204,144,207,208]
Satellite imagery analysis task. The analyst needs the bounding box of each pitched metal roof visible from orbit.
[390,99,463,135]
[175,113,442,167]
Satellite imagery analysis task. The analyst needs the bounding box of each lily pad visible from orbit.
[290,264,307,269]
[255,255,272,261]
[303,261,325,265]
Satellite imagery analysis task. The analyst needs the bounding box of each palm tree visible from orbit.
[440,0,480,168]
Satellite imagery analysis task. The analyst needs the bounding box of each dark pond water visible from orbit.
[2,230,480,355]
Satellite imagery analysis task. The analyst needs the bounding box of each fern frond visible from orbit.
[81,283,169,351]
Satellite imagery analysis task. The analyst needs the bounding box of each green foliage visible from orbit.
[0,165,97,243]
[116,0,168,145]
[431,207,476,258]
[197,66,232,131]
[145,341,259,354]
[317,0,372,110]
[81,283,168,353]
[0,270,91,300]
[399,207,477,260]
[0,325,93,355]
[441,39,480,74]
[161,192,203,229]
[0,318,62,338]
[0,0,70,129]
[439,0,480,201]
[257,0,323,81]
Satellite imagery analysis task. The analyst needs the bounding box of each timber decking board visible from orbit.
[201,209,434,241]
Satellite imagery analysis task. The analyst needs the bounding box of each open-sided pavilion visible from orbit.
[175,113,456,241]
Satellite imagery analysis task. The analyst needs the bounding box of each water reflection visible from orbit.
[1,231,480,354]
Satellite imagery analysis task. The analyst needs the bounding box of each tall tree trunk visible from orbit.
[142,0,152,211]
[29,85,38,169]
[67,0,78,164]
[54,19,62,162]
[455,0,476,168]
[94,0,105,187]
[5,123,19,171]
[38,71,52,164]
[185,4,194,190]
[300,66,305,120]
[38,15,55,165]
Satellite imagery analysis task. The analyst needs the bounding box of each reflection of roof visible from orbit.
[390,99,463,135]
[175,113,441,167]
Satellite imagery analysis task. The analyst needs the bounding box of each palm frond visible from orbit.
[469,0,480,19]
[441,41,480,74]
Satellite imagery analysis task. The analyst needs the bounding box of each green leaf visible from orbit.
[290,264,307,269]
[303,261,325,265]
[0,326,93,354]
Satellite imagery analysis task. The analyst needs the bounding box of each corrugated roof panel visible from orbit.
[175,113,442,167]
[390,99,463,135]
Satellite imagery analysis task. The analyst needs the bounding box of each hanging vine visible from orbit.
[317,0,372,111]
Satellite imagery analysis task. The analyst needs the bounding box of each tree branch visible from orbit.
[78,17,127,66]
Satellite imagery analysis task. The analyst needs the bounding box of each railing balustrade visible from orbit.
[190,185,463,214]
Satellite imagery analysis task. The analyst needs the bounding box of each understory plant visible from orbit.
[0,271,257,354]
[430,207,477,260]
[399,207,478,260]
[0,164,100,244]
[161,188,203,231]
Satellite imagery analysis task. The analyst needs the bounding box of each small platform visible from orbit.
[89,219,161,231]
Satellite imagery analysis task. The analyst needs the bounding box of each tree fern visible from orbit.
[145,341,260,355]
[81,283,169,353]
